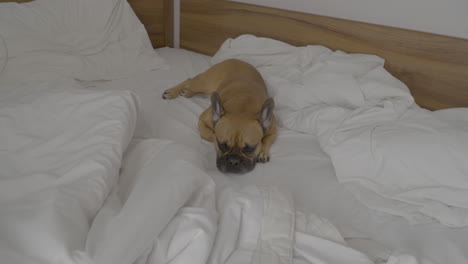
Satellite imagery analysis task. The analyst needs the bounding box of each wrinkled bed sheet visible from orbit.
[88,45,468,264]
[89,141,383,264]
[2,24,468,263]
[0,79,137,264]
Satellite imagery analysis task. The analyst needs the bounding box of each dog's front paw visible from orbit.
[162,88,179,99]
[257,151,270,163]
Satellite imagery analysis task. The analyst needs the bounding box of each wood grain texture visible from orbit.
[0,0,171,48]
[164,0,174,47]
[128,0,170,48]
[181,0,468,110]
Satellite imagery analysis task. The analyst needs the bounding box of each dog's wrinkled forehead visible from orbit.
[214,116,263,147]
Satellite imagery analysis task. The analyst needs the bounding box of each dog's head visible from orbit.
[211,92,274,174]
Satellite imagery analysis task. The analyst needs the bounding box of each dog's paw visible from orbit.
[162,88,179,99]
[180,88,194,98]
[257,151,270,163]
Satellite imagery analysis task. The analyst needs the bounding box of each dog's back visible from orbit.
[207,59,268,116]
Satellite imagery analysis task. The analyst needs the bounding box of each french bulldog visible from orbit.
[163,59,276,174]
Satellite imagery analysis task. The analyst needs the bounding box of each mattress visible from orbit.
[96,47,468,264]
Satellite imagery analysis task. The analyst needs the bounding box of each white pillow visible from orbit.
[0,0,167,84]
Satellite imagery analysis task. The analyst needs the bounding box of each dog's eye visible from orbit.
[242,144,256,155]
[218,141,230,153]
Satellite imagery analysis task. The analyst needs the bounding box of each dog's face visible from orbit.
[211,93,274,174]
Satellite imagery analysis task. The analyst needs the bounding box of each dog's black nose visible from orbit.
[228,156,240,167]
[217,154,256,174]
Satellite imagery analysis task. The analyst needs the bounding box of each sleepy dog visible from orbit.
[163,59,276,174]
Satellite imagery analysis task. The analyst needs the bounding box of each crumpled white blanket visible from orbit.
[75,135,419,264]
[81,139,218,264]
[0,79,138,264]
[209,185,375,264]
[212,35,468,227]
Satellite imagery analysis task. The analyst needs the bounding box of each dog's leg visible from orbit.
[179,87,196,98]
[163,70,222,99]
[257,121,277,163]
[162,79,192,99]
[198,109,215,142]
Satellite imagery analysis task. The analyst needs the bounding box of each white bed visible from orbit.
[88,46,468,264]
[2,0,468,263]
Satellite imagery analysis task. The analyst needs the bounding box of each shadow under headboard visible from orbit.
[180,0,468,110]
[0,0,174,48]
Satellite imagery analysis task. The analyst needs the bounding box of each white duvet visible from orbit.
[74,138,381,264]
[70,45,466,264]
[0,79,137,263]
[212,35,468,227]
[209,185,377,264]
[96,143,385,264]
[85,139,218,264]
[0,79,219,264]
[315,103,468,227]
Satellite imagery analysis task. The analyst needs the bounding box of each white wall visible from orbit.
[231,0,468,40]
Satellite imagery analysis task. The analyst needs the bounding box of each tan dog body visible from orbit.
[163,59,277,174]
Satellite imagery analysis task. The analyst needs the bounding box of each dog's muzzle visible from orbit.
[216,153,256,174]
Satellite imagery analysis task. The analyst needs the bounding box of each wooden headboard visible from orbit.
[180,0,468,110]
[128,0,173,48]
[0,0,173,48]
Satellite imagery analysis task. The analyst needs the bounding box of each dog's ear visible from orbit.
[211,92,225,124]
[259,98,274,131]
